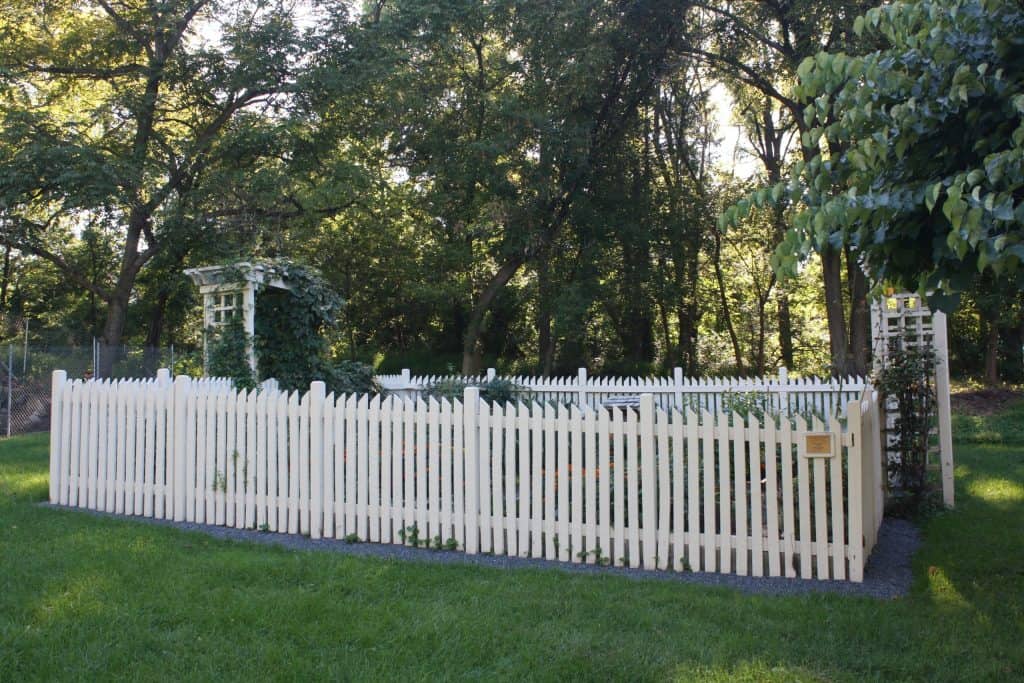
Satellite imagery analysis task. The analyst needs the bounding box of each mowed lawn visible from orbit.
[2,407,1023,681]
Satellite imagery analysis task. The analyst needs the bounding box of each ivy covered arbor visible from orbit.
[185,259,369,393]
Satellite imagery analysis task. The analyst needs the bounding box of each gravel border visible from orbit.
[40,502,919,599]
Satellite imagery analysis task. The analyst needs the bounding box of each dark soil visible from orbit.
[952,388,1023,416]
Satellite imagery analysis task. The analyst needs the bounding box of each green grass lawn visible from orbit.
[2,420,1023,681]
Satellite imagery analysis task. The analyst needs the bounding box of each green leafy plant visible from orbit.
[874,340,939,513]
[207,315,256,390]
[425,377,528,404]
[344,533,361,544]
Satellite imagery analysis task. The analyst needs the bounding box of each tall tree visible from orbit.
[689,0,875,374]
[0,0,314,372]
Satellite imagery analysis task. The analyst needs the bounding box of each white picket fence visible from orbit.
[48,369,884,582]
[378,367,868,419]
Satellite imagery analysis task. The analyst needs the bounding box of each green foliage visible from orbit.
[325,360,380,396]
[722,0,1024,304]
[3,433,1024,679]
[424,377,527,404]
[873,341,938,509]
[250,259,344,393]
[206,316,256,391]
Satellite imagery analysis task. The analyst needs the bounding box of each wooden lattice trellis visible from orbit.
[871,293,954,507]
[184,263,290,375]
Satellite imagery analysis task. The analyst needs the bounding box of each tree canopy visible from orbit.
[722,0,1024,308]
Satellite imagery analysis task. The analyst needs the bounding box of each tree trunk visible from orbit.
[712,229,744,373]
[98,220,145,377]
[142,290,170,375]
[846,249,871,376]
[984,322,1000,386]
[462,256,524,374]
[537,261,555,376]
[777,289,794,369]
[0,244,11,313]
[821,247,851,376]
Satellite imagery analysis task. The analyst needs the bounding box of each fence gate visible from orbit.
[870,293,954,506]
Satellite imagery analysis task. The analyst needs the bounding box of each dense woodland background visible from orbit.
[1,0,1022,382]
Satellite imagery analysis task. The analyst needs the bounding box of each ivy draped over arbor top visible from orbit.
[720,0,1024,307]
[248,259,343,392]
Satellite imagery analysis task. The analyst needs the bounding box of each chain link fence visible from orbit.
[0,341,202,437]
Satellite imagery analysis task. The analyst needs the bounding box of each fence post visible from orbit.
[846,396,865,582]
[932,311,955,507]
[577,367,588,408]
[7,344,13,437]
[172,374,191,521]
[309,380,326,540]
[638,393,656,568]
[463,386,480,554]
[49,370,67,503]
[486,367,496,382]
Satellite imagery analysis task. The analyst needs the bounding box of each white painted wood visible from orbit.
[733,412,748,576]
[453,398,465,551]
[566,405,581,562]
[142,384,156,517]
[51,373,885,584]
[764,415,781,577]
[795,416,812,579]
[933,311,955,507]
[245,388,258,529]
[97,380,110,513]
[309,381,325,539]
[557,404,571,562]
[297,389,310,535]
[517,401,531,557]
[275,392,288,531]
[378,396,391,543]
[478,399,492,553]
[154,370,170,519]
[256,389,269,531]
[390,397,404,542]
[346,393,358,536]
[414,397,428,544]
[625,407,640,569]
[639,396,657,569]
[749,415,764,578]
[717,410,731,574]
[701,412,716,573]
[463,387,480,554]
[48,372,66,503]
[544,402,557,561]
[598,406,611,563]
[287,391,300,534]
[172,374,190,518]
[504,402,518,557]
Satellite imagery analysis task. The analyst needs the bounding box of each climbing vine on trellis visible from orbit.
[207,258,378,395]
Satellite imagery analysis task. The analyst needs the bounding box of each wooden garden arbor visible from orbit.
[184,262,290,375]
[870,292,954,507]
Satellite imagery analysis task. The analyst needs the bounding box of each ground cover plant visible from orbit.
[1,406,1022,681]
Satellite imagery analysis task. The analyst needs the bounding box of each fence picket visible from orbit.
[700,412,715,573]
[504,403,518,557]
[48,370,882,584]
[795,415,812,579]
[733,412,748,576]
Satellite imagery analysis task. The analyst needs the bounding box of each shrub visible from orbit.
[206,316,256,390]
[425,377,527,404]
[873,340,938,513]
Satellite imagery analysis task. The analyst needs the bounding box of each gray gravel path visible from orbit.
[40,502,919,599]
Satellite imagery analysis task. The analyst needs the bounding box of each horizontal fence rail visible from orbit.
[49,370,884,582]
[377,367,868,420]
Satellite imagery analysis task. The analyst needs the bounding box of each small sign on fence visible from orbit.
[804,433,834,457]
